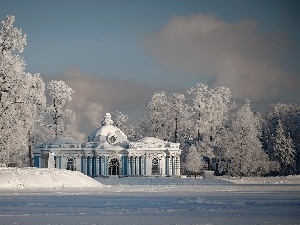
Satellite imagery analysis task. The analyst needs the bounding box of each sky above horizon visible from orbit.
[1,0,299,139]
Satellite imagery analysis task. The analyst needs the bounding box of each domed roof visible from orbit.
[48,136,80,144]
[88,113,127,143]
[89,125,126,141]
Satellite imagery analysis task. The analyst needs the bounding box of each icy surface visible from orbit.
[1,192,299,225]
[0,168,300,224]
[219,175,300,184]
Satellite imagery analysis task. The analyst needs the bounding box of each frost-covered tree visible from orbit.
[167,93,192,143]
[188,83,234,141]
[0,15,46,166]
[26,75,46,166]
[187,83,235,169]
[112,111,129,132]
[111,111,135,140]
[138,85,235,173]
[138,91,170,139]
[262,103,300,174]
[184,145,204,178]
[138,92,191,143]
[45,80,75,139]
[272,120,296,175]
[217,100,269,177]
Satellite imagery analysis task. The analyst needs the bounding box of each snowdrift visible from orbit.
[0,167,103,191]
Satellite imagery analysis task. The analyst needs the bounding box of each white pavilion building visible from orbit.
[34,113,182,177]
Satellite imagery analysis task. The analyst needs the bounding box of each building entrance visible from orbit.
[152,158,160,175]
[109,158,119,175]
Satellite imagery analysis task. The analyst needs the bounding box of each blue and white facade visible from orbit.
[34,113,182,177]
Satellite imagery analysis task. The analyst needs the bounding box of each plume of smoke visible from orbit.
[47,68,155,139]
[83,102,104,127]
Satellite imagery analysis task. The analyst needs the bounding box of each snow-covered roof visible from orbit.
[95,140,126,150]
[48,136,80,144]
[140,137,166,144]
[89,125,120,139]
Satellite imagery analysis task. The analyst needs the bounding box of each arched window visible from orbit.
[67,158,75,171]
[152,158,160,175]
[109,158,119,175]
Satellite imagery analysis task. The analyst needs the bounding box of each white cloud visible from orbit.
[149,14,299,101]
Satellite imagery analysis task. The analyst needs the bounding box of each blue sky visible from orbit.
[1,0,299,138]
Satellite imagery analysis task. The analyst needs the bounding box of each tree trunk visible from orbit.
[53,97,58,138]
[28,144,32,167]
[174,117,178,143]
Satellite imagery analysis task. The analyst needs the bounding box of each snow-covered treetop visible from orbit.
[48,80,74,106]
[0,15,26,53]
[188,83,234,131]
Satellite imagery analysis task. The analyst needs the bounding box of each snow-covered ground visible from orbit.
[0,167,103,192]
[218,175,300,184]
[0,168,300,225]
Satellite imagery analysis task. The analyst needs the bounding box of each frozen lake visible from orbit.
[1,177,300,225]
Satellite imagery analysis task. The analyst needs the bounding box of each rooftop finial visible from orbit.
[101,113,114,126]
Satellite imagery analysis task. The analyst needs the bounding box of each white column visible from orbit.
[96,157,99,176]
[144,157,147,175]
[127,156,131,176]
[136,157,140,176]
[141,157,144,176]
[160,157,165,176]
[105,156,108,176]
[173,156,176,175]
[84,157,87,175]
[135,157,138,176]
[76,157,80,172]
[172,156,175,176]
[176,156,180,176]
[169,156,174,176]
[132,157,136,176]
[60,156,63,169]
[101,157,104,176]
[147,157,152,176]
[103,156,107,176]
